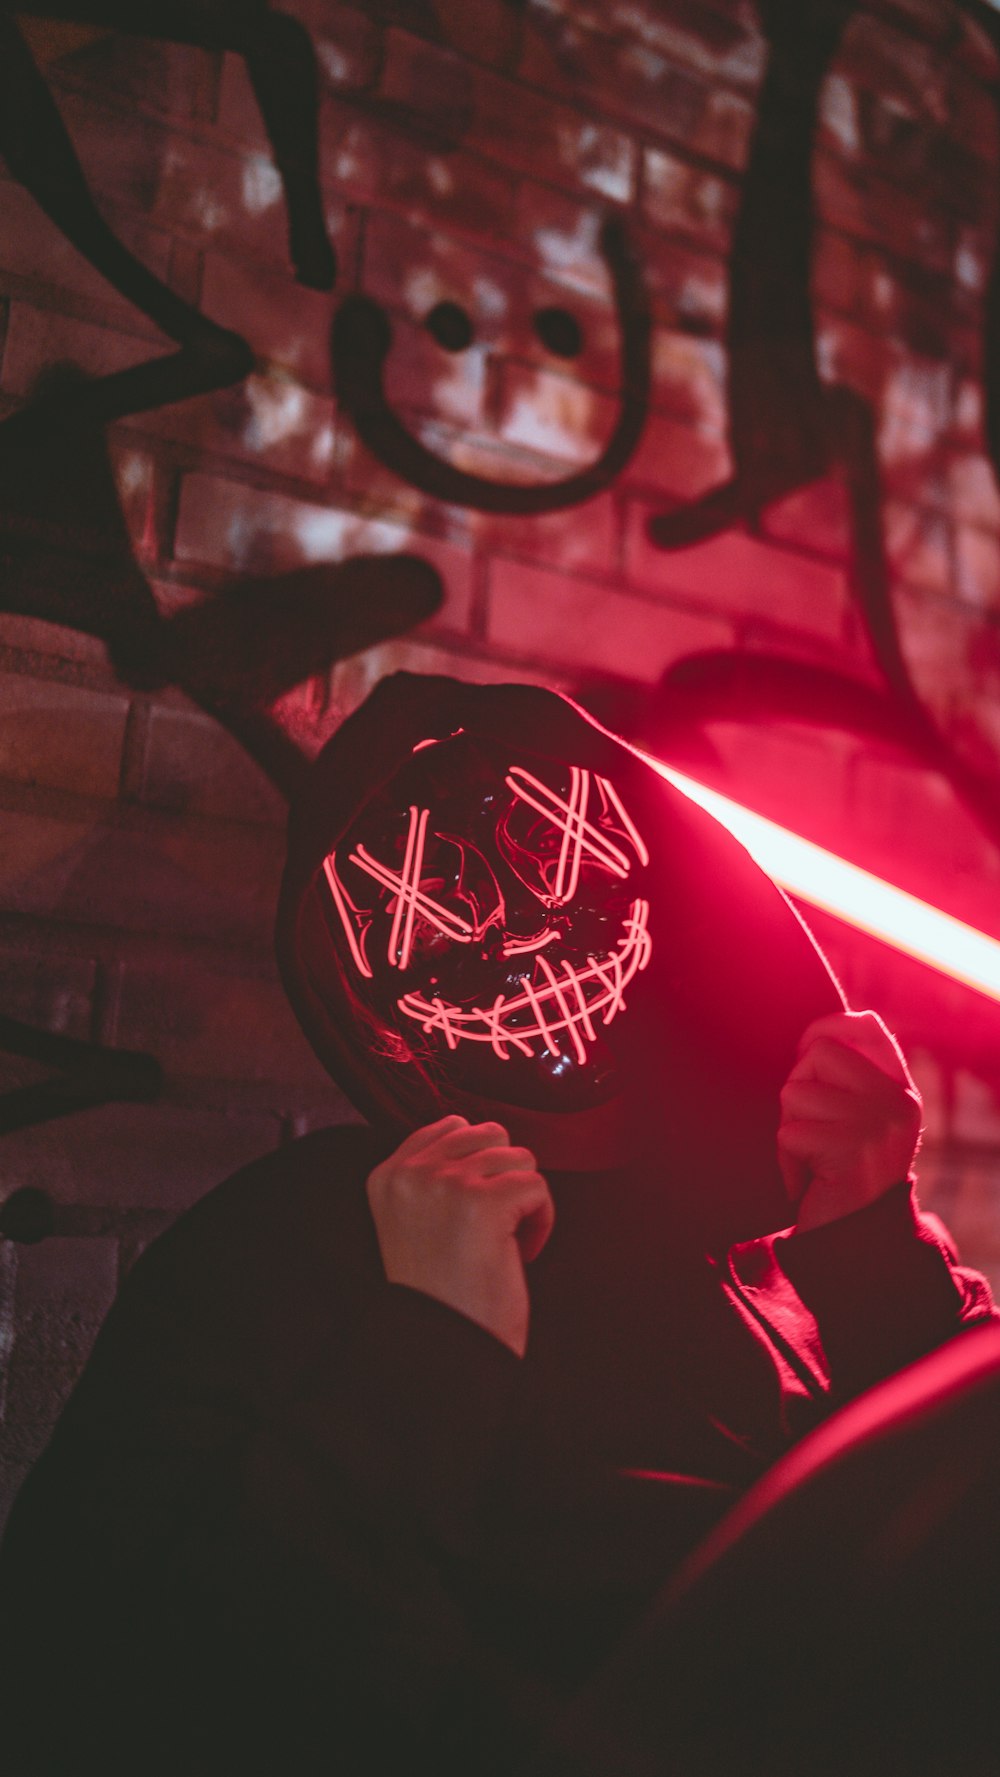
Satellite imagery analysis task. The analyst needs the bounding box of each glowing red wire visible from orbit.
[398,897,652,1059]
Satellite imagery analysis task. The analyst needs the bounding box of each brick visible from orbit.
[469,484,619,576]
[836,12,986,134]
[874,350,955,456]
[624,508,850,640]
[507,185,613,297]
[0,1102,284,1213]
[847,754,1000,904]
[0,178,173,325]
[0,947,96,1040]
[526,19,755,170]
[1,302,159,399]
[375,29,477,150]
[638,228,728,336]
[651,329,727,434]
[0,613,110,675]
[955,524,1000,610]
[363,209,625,394]
[640,148,739,253]
[697,719,856,847]
[5,1232,120,1436]
[172,473,474,631]
[538,0,766,88]
[916,1151,1000,1280]
[883,501,955,597]
[621,410,730,501]
[0,672,128,798]
[0,806,284,947]
[952,1069,1000,1148]
[458,61,636,203]
[321,98,512,245]
[893,584,986,715]
[759,475,854,560]
[329,635,572,728]
[946,454,1000,532]
[380,315,488,430]
[112,957,336,1089]
[44,31,216,122]
[904,1046,947,1146]
[216,6,383,151]
[57,91,294,274]
[137,701,287,826]
[13,1235,118,1316]
[492,360,619,466]
[813,149,953,275]
[487,557,732,682]
[106,439,159,564]
[200,249,340,391]
[126,372,337,488]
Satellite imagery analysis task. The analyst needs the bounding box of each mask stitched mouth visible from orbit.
[396,896,651,1065]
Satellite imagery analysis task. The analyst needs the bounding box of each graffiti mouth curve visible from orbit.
[396,898,651,1065]
[331,217,651,515]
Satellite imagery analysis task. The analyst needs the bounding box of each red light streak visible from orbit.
[655,763,1000,1007]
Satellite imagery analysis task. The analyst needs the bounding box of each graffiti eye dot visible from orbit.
[533,307,583,358]
[425,301,474,352]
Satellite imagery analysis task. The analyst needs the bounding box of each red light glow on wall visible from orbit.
[655,764,1000,1008]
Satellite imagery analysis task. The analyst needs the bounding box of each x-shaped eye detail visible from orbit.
[504,767,649,905]
[350,805,474,969]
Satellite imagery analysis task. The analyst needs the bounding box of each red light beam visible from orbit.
[655,763,1000,1007]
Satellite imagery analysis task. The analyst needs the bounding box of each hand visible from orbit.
[777,1011,923,1232]
[366,1115,555,1357]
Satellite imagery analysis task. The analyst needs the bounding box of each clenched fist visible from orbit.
[778,1010,924,1232]
[366,1116,555,1356]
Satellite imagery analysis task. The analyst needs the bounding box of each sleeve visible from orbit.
[770,1178,997,1402]
[0,1274,525,1776]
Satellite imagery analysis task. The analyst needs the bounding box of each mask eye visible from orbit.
[425,301,474,351]
[533,306,583,358]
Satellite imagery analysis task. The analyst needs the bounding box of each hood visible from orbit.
[276,672,845,1247]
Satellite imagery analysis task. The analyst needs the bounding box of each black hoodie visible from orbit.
[0,674,991,1777]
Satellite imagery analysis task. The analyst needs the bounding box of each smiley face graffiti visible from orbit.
[331,216,652,514]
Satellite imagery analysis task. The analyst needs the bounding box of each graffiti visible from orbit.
[333,216,651,513]
[0,1012,161,1140]
[643,0,1000,861]
[2,0,1000,1167]
[0,387,444,797]
[0,2,333,432]
[648,0,849,547]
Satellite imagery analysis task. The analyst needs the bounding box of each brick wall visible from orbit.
[2,0,1000,1523]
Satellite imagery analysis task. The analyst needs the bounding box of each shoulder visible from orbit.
[73,1121,396,1412]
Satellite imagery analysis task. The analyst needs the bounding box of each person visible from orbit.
[0,673,992,1776]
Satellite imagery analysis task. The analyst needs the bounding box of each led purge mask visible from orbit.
[320,732,652,1111]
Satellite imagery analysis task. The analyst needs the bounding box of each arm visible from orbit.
[0,1122,550,1774]
[734,1013,995,1405]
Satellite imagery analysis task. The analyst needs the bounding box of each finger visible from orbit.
[777,1118,847,1160]
[780,1079,858,1122]
[490,1173,554,1263]
[792,1030,909,1094]
[500,1172,554,1272]
[476,1145,538,1179]
[437,1120,512,1160]
[517,1195,556,1263]
[796,1011,912,1087]
[390,1115,469,1161]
